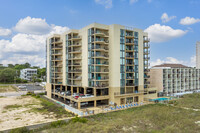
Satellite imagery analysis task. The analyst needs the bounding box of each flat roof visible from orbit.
[153,63,189,68]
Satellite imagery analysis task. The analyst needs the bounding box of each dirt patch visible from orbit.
[0,85,16,93]
[0,96,72,131]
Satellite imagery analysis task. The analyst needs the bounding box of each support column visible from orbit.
[71,86,73,96]
[94,100,97,107]
[78,102,81,109]
[77,87,79,93]
[94,88,96,97]
[84,87,87,94]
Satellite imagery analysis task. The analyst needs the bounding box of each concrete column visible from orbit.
[71,86,73,96]
[78,102,81,109]
[84,87,87,94]
[94,100,97,107]
[94,88,96,97]
[77,87,79,93]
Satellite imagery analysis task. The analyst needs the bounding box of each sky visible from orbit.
[0,0,200,67]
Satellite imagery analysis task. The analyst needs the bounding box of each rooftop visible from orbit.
[153,63,189,68]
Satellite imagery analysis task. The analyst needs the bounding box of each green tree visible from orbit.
[8,64,14,68]
[0,68,16,83]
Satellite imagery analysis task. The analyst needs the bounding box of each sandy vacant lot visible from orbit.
[0,96,71,131]
[0,85,16,93]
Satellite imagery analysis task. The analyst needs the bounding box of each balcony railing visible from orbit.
[51,46,62,49]
[126,83,134,86]
[114,90,144,96]
[68,69,82,72]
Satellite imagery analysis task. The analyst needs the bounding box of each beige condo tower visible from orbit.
[46,23,154,109]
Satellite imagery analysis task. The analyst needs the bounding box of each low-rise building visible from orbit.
[149,64,200,96]
[20,68,37,81]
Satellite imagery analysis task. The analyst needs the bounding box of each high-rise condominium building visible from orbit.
[46,23,154,109]
[149,64,200,96]
[196,41,200,69]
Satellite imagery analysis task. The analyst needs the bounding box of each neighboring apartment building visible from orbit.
[196,41,200,69]
[20,68,37,81]
[149,64,200,96]
[46,23,155,109]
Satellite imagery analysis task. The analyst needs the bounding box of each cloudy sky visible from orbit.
[0,0,200,67]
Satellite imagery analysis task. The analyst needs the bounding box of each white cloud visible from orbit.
[0,27,12,37]
[1,54,45,67]
[147,0,152,3]
[130,0,138,4]
[150,56,196,67]
[161,13,176,23]
[180,17,200,25]
[0,16,69,67]
[144,24,187,43]
[95,0,112,8]
[14,16,51,35]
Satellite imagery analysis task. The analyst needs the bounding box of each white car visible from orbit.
[81,94,94,98]
[18,86,26,89]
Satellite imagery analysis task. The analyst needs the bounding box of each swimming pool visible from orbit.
[149,97,171,102]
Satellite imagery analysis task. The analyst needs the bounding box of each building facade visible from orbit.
[46,23,154,109]
[196,41,200,69]
[149,64,200,96]
[20,68,37,81]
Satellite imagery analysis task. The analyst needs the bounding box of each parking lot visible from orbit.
[16,84,44,91]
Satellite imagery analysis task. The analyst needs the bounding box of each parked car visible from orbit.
[65,91,71,96]
[18,86,26,89]
[81,94,94,98]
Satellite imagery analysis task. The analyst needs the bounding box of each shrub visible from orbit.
[9,127,30,133]
[50,120,67,128]
[71,116,88,123]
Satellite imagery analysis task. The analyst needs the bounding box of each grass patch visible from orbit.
[71,116,88,123]
[28,96,74,118]
[171,93,200,109]
[0,96,5,98]
[4,104,22,110]
[9,127,30,133]
[34,103,200,133]
[50,120,67,128]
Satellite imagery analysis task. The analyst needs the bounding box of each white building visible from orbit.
[196,41,200,69]
[149,64,200,96]
[20,68,37,81]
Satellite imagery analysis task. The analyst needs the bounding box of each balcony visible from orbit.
[68,43,81,47]
[72,36,82,40]
[144,44,150,48]
[52,58,62,61]
[144,57,150,60]
[92,46,109,51]
[51,46,62,49]
[94,54,109,59]
[95,38,109,44]
[91,84,109,88]
[68,69,82,73]
[144,38,150,42]
[126,83,134,86]
[95,61,109,66]
[51,52,62,55]
[144,50,150,55]
[126,55,134,58]
[126,76,134,80]
[68,49,82,53]
[94,30,109,37]
[114,90,144,96]
[68,63,81,66]
[126,69,134,73]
